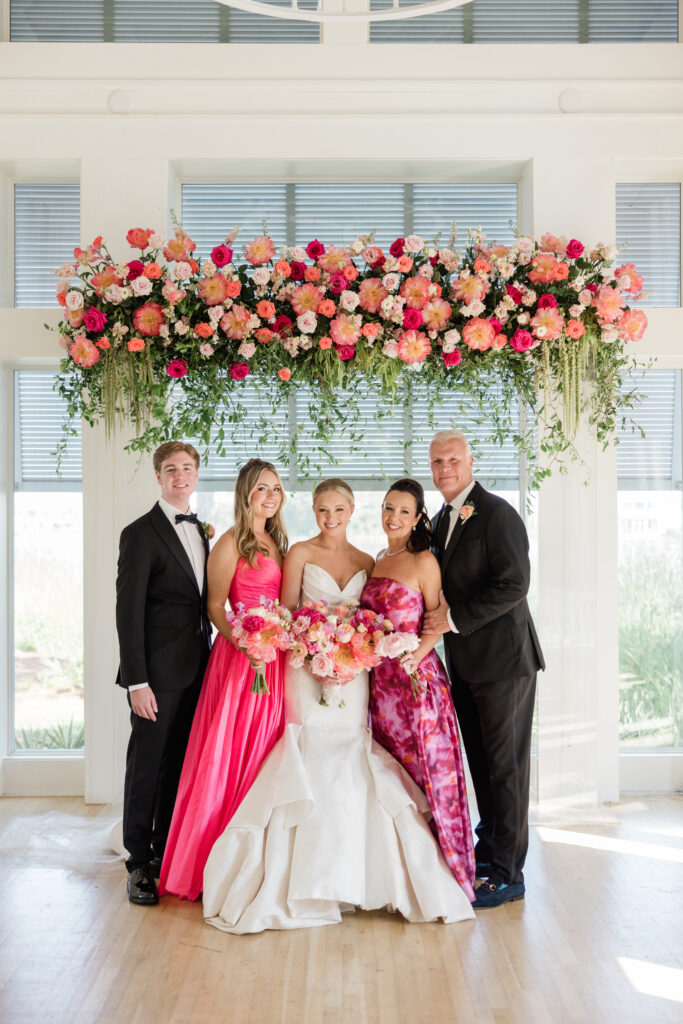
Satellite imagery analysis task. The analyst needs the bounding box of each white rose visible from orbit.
[517,312,530,325]
[208,305,224,322]
[290,246,307,262]
[381,296,395,316]
[65,290,84,310]
[238,342,256,358]
[104,285,123,304]
[466,299,485,316]
[350,239,364,255]
[426,246,437,258]
[382,273,400,291]
[340,290,359,312]
[174,320,189,336]
[159,324,170,338]
[252,267,270,286]
[418,265,434,279]
[601,244,618,261]
[149,233,164,249]
[569,304,585,318]
[199,342,214,357]
[297,311,318,334]
[522,289,536,306]
[175,261,192,280]
[534,325,547,338]
[383,255,397,272]
[515,236,534,254]
[383,340,399,358]
[202,260,216,277]
[299,334,313,350]
[404,235,424,253]
[115,263,129,278]
[120,287,131,300]
[130,275,152,296]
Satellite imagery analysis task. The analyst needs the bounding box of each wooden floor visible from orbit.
[0,796,681,1024]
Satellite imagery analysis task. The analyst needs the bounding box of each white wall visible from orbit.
[1,33,682,804]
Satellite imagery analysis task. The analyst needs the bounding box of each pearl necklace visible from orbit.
[380,545,407,558]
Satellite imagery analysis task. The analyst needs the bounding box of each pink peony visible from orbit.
[443,349,462,368]
[531,306,564,340]
[317,245,351,274]
[133,301,165,337]
[242,615,266,633]
[422,298,452,331]
[329,313,361,347]
[616,308,648,342]
[615,262,644,294]
[358,278,389,314]
[593,285,626,323]
[451,274,487,305]
[126,227,154,250]
[83,306,107,332]
[211,244,233,267]
[69,335,99,367]
[229,362,250,380]
[290,283,323,316]
[125,260,145,280]
[220,304,251,340]
[245,236,276,266]
[397,330,431,364]
[198,273,231,306]
[528,253,559,285]
[462,318,495,351]
[400,275,432,310]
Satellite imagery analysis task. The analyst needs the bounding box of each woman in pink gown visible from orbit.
[361,478,475,900]
[159,458,288,901]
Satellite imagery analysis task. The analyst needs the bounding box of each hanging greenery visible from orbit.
[50,223,647,486]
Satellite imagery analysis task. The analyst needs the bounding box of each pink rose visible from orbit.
[311,652,334,678]
[306,239,325,260]
[211,244,233,267]
[506,284,523,305]
[402,308,423,330]
[83,306,107,332]
[166,359,188,378]
[510,329,534,352]
[566,239,585,259]
[329,272,346,295]
[126,260,145,280]
[389,238,405,257]
[376,632,417,660]
[229,362,250,380]
[443,349,462,368]
[336,345,355,361]
[242,615,266,633]
[289,261,306,281]
[537,294,558,309]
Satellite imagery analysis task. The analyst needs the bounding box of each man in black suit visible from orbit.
[116,441,211,905]
[424,429,544,908]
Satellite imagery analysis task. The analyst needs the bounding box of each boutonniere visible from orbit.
[201,521,215,540]
[459,503,477,524]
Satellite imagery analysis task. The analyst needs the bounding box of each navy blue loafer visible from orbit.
[472,877,525,909]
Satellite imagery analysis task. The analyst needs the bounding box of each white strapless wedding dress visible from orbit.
[202,565,475,933]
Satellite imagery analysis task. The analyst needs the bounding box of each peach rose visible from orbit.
[143,262,163,280]
[318,299,336,318]
[256,300,276,320]
[195,322,215,339]
[304,266,321,283]
[277,368,292,381]
[319,336,333,350]
[274,259,291,278]
[127,337,146,352]
[565,319,586,340]
[225,280,242,299]
[256,327,273,344]
[343,265,359,282]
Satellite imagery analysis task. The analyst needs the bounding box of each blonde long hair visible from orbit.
[234,459,288,567]
[313,478,355,507]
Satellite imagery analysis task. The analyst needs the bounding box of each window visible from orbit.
[615,183,681,308]
[12,372,84,751]
[10,0,319,43]
[370,0,678,45]
[13,184,80,308]
[617,369,683,749]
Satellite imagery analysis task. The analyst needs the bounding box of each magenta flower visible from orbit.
[506,284,523,305]
[166,359,188,378]
[329,272,346,295]
[510,329,534,353]
[289,261,306,281]
[336,345,356,361]
[229,361,250,380]
[273,314,293,336]
[537,293,558,309]
[489,316,502,334]
[429,252,439,267]
[83,306,107,332]
[126,260,145,280]
[211,244,233,267]
[403,308,423,330]
[242,614,266,633]
[443,349,462,368]
[389,238,405,258]
[306,239,325,260]
[566,239,585,259]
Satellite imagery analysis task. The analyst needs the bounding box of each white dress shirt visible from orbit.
[440,480,476,634]
[129,498,206,693]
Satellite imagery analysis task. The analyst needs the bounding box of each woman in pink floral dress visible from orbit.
[361,478,475,900]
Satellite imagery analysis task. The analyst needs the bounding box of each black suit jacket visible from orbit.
[433,481,544,684]
[115,502,211,691]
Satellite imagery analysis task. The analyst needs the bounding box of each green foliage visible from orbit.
[15,718,84,751]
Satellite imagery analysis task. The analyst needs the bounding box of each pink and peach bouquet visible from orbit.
[225,598,293,695]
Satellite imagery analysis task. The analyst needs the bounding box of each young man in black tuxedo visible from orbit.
[424,429,544,909]
[116,441,211,905]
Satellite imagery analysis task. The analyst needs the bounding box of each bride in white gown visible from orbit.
[202,479,475,933]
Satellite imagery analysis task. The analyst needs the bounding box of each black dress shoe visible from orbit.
[127,866,159,906]
[149,856,163,878]
[472,876,525,909]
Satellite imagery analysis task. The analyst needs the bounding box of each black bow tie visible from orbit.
[175,512,200,525]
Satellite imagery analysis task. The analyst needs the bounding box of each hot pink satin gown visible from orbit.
[361,576,476,901]
[159,553,285,900]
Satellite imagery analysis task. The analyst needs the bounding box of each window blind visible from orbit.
[14,184,81,308]
[10,0,319,42]
[14,371,83,489]
[370,0,678,45]
[617,370,680,488]
[615,183,681,308]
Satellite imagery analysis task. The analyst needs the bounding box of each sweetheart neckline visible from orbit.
[303,563,367,593]
[364,575,423,598]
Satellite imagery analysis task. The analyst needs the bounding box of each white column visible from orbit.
[80,157,169,803]
[531,154,620,812]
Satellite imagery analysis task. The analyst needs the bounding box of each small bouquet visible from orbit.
[374,630,424,699]
[226,598,293,695]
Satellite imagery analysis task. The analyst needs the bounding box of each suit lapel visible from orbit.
[149,502,200,593]
[441,481,483,573]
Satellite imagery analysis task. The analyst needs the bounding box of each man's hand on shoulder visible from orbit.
[130,685,158,721]
[423,590,452,635]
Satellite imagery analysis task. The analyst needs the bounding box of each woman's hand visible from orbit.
[245,652,266,674]
[400,652,421,676]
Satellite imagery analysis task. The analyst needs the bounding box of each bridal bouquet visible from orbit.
[226,598,293,695]
[289,601,419,707]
